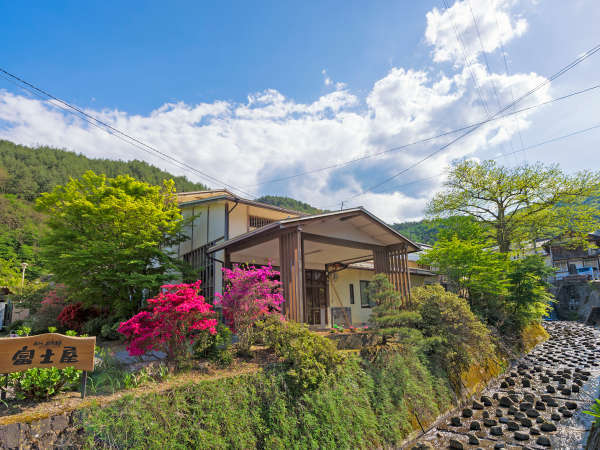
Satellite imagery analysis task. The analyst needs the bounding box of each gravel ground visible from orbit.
[407,321,600,450]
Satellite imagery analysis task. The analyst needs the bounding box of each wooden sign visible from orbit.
[0,333,95,373]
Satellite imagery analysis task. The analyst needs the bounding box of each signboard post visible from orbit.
[0,333,95,399]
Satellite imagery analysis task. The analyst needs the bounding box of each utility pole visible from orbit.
[20,262,28,295]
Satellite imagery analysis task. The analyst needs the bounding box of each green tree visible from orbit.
[367,274,422,345]
[36,171,184,315]
[428,160,600,252]
[505,255,554,329]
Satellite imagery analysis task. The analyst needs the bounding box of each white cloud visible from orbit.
[0,0,553,223]
[425,0,528,65]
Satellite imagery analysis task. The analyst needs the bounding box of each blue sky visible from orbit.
[1,1,600,222]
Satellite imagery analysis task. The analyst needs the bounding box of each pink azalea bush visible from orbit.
[216,264,285,354]
[118,281,217,364]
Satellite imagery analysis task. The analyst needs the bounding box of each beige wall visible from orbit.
[328,268,375,326]
[328,268,439,326]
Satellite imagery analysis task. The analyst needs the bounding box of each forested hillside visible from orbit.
[256,195,324,214]
[0,140,207,200]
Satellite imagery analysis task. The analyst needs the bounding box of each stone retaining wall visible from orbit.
[0,410,81,449]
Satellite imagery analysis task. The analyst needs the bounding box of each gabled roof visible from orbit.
[176,189,305,216]
[208,207,421,253]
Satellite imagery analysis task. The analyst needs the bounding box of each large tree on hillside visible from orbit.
[36,171,184,316]
[427,160,600,252]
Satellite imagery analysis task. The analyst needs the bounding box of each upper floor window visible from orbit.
[248,215,275,230]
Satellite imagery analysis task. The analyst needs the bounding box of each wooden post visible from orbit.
[1,374,6,401]
[81,370,88,399]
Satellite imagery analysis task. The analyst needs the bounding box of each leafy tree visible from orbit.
[428,160,600,252]
[367,274,422,345]
[36,171,184,315]
[505,255,554,330]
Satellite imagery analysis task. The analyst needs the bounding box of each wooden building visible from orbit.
[176,190,431,327]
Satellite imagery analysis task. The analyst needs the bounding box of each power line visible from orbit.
[384,122,600,194]
[246,82,600,187]
[491,0,527,162]
[0,67,258,199]
[442,0,492,117]
[321,42,600,209]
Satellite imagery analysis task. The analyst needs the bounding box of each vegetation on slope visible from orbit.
[0,140,207,200]
[256,195,323,214]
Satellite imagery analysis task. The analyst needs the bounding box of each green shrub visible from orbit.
[193,323,233,366]
[412,285,495,376]
[100,321,122,340]
[7,319,25,333]
[82,316,107,336]
[259,317,343,392]
[2,367,81,400]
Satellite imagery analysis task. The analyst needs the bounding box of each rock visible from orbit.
[481,395,493,406]
[499,417,510,424]
[514,411,526,420]
[500,381,508,388]
[561,388,572,396]
[472,401,484,410]
[462,408,473,418]
[522,378,531,388]
[536,436,551,447]
[546,398,559,407]
[468,434,479,445]
[470,421,481,431]
[526,408,540,418]
[536,416,545,424]
[508,406,518,415]
[499,396,513,407]
[449,439,464,449]
[450,417,462,426]
[520,418,532,427]
[540,422,557,432]
[490,426,503,436]
[514,431,530,441]
[494,444,506,449]
[563,410,573,418]
[484,419,497,427]
[546,385,556,393]
[509,394,520,402]
[519,402,532,411]
[495,409,503,417]
[535,401,546,411]
[530,427,540,435]
[572,384,580,393]
[551,413,561,421]
[411,445,432,450]
[565,401,578,410]
[540,375,550,383]
[507,421,519,431]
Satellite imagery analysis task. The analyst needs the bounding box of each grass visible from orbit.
[79,352,454,449]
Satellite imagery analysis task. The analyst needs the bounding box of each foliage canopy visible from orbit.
[36,171,184,315]
[428,159,600,252]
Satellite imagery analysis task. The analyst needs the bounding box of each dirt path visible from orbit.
[407,322,600,450]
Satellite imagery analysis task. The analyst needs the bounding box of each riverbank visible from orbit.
[408,321,600,449]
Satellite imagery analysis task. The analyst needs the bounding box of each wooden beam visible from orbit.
[279,227,304,322]
[302,232,384,251]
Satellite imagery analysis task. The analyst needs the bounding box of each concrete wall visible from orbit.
[329,268,375,326]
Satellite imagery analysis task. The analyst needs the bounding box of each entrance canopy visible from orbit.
[208,208,420,322]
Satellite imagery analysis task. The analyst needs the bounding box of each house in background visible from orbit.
[175,190,436,327]
[544,232,600,281]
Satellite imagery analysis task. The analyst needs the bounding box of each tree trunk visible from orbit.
[497,206,511,252]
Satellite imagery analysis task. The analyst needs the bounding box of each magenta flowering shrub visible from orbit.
[118,281,217,364]
[216,264,285,353]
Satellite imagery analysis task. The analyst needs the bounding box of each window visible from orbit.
[360,280,372,308]
[349,284,355,304]
[248,215,275,230]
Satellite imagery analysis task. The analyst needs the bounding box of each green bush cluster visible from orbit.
[80,351,452,450]
[193,323,234,367]
[259,317,343,392]
[1,367,81,401]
